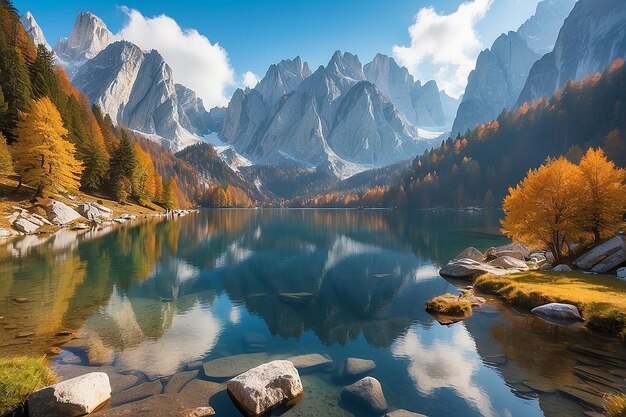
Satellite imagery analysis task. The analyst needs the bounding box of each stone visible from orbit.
[487,255,529,270]
[178,379,224,405]
[179,407,215,417]
[530,253,547,263]
[77,203,113,221]
[341,376,388,413]
[227,360,303,417]
[110,380,163,407]
[439,258,521,278]
[0,227,14,238]
[558,385,607,409]
[617,267,626,281]
[539,263,553,271]
[486,243,531,260]
[552,264,573,272]
[12,297,29,303]
[95,394,210,417]
[46,201,83,225]
[343,358,376,377]
[575,236,626,271]
[27,372,111,417]
[12,218,40,233]
[203,353,271,379]
[531,303,582,321]
[165,370,198,394]
[16,331,35,338]
[454,247,484,262]
[384,411,428,417]
[286,353,332,373]
[51,364,139,394]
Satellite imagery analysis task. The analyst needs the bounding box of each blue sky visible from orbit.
[14,0,541,106]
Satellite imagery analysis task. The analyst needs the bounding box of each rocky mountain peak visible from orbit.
[327,51,365,86]
[517,0,577,55]
[54,11,112,65]
[255,56,312,106]
[20,11,49,50]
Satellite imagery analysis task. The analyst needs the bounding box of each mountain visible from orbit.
[219,51,427,178]
[20,11,49,50]
[255,56,312,106]
[451,0,576,137]
[72,41,200,151]
[363,53,452,127]
[517,0,578,55]
[517,0,626,106]
[440,91,462,125]
[452,32,539,136]
[53,12,112,76]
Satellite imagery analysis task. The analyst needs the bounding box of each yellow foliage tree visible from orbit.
[162,177,180,210]
[0,132,13,174]
[132,144,156,204]
[501,157,585,262]
[578,148,626,242]
[13,97,83,197]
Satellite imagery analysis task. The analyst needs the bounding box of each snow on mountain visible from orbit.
[20,12,49,50]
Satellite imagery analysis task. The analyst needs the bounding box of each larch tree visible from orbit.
[12,97,83,197]
[501,157,585,263]
[162,177,180,210]
[577,148,626,243]
[0,132,12,174]
[109,131,137,202]
[132,143,156,204]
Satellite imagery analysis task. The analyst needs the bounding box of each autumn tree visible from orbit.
[501,157,584,263]
[162,177,180,210]
[132,143,156,204]
[577,148,626,242]
[12,97,83,197]
[0,132,12,174]
[109,132,137,202]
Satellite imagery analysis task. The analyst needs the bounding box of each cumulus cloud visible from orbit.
[393,0,493,98]
[242,71,260,89]
[116,7,235,109]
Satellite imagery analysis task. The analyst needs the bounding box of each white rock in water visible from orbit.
[47,201,83,225]
[341,376,388,413]
[531,303,582,321]
[12,218,40,234]
[227,360,303,417]
[27,372,111,417]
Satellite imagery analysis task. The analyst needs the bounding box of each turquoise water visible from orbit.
[0,209,620,417]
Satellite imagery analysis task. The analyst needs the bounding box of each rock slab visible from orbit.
[227,360,303,417]
[27,372,111,417]
[341,376,388,413]
[286,353,332,373]
[344,358,376,377]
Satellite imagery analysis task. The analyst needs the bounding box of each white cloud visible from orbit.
[242,71,260,89]
[393,0,493,98]
[116,7,235,109]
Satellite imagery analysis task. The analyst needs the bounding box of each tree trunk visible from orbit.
[12,179,22,193]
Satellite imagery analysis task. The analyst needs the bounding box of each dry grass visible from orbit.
[0,175,163,230]
[605,393,626,417]
[426,293,473,317]
[475,271,626,337]
[0,356,57,414]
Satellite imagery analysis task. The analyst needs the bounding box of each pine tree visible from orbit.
[109,131,137,187]
[0,35,32,139]
[13,97,83,197]
[29,44,56,99]
[162,177,180,210]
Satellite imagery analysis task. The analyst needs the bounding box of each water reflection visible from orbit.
[1,209,619,417]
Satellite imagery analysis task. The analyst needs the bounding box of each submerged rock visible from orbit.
[203,353,271,380]
[27,372,111,417]
[384,410,428,417]
[110,380,163,407]
[531,303,582,321]
[342,358,376,378]
[227,360,303,417]
[341,376,388,413]
[286,353,332,373]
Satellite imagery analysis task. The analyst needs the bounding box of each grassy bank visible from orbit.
[0,175,163,231]
[0,356,56,415]
[474,271,626,338]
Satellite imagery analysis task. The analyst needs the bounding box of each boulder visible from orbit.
[553,264,573,272]
[575,236,626,271]
[286,353,332,373]
[539,263,553,271]
[531,303,582,321]
[343,358,376,378]
[12,218,40,233]
[439,258,521,278]
[454,247,484,262]
[227,360,303,417]
[385,411,428,417]
[27,372,111,417]
[341,376,388,413]
[617,267,626,281]
[530,253,547,263]
[486,243,531,260]
[487,255,529,270]
[77,203,113,221]
[46,201,83,225]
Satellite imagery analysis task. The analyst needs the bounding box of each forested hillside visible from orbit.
[298,59,626,208]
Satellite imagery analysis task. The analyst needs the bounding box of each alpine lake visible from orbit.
[1,209,624,417]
